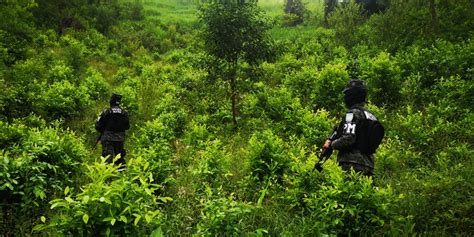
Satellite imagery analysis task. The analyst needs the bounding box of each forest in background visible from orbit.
[0,0,473,235]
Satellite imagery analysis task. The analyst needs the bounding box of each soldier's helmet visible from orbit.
[343,80,367,107]
[110,93,122,106]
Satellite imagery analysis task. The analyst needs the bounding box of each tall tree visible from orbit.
[198,0,274,126]
[284,0,306,26]
[428,0,439,36]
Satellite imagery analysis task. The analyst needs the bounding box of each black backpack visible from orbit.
[356,109,385,154]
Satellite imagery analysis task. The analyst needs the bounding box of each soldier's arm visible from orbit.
[123,110,130,130]
[331,112,357,150]
[95,110,107,133]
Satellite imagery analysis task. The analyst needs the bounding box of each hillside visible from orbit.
[1,0,473,235]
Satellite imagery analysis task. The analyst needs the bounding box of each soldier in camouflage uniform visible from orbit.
[323,80,375,176]
[95,93,130,168]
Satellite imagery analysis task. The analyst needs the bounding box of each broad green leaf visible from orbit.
[134,216,141,226]
[82,195,90,204]
[83,214,89,224]
[149,227,163,237]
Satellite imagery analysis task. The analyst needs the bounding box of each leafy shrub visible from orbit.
[48,62,73,83]
[400,73,424,107]
[293,108,334,146]
[82,67,110,101]
[59,35,86,72]
[119,0,145,21]
[80,29,110,58]
[36,157,168,236]
[246,130,289,184]
[327,2,366,49]
[192,139,230,188]
[196,186,253,235]
[0,120,86,233]
[259,86,297,123]
[5,58,46,117]
[283,0,307,26]
[390,106,433,155]
[0,120,27,150]
[304,170,412,235]
[132,118,175,187]
[396,40,474,90]
[283,66,318,106]
[152,83,187,137]
[375,137,422,180]
[399,157,473,234]
[311,63,348,112]
[182,120,214,148]
[37,80,91,120]
[360,52,402,107]
[116,85,139,115]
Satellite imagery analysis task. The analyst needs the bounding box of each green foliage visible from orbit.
[151,82,188,137]
[361,0,474,51]
[198,0,275,124]
[312,63,349,112]
[199,0,274,64]
[396,39,474,89]
[246,130,289,184]
[0,0,472,235]
[132,118,175,187]
[399,154,473,234]
[48,61,73,82]
[328,1,366,49]
[282,66,318,105]
[304,170,412,235]
[0,118,86,233]
[283,0,307,26]
[0,0,36,64]
[360,52,401,107]
[182,119,214,148]
[196,186,254,235]
[82,67,111,101]
[192,139,230,188]
[36,156,167,236]
[37,80,92,120]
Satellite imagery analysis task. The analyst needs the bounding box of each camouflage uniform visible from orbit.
[331,103,375,176]
[326,79,377,177]
[95,95,130,167]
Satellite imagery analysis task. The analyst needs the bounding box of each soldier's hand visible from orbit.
[323,140,331,149]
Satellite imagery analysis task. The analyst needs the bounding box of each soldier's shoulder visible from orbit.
[347,108,366,121]
[119,107,129,114]
[362,110,378,121]
[343,110,356,123]
[99,108,110,115]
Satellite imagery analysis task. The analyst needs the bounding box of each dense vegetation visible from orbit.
[1,0,473,235]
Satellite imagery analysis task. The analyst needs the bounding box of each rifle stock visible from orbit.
[313,128,338,172]
[313,147,333,172]
[92,134,102,151]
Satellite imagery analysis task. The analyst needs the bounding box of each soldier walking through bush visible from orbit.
[95,93,130,168]
[322,80,384,177]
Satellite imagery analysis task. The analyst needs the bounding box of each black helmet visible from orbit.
[343,80,367,108]
[110,93,122,106]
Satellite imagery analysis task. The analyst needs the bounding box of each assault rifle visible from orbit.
[313,147,333,172]
[92,134,102,151]
[313,128,338,172]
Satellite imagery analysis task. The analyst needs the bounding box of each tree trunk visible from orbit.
[285,0,294,14]
[429,0,439,36]
[230,61,238,126]
[324,0,337,26]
